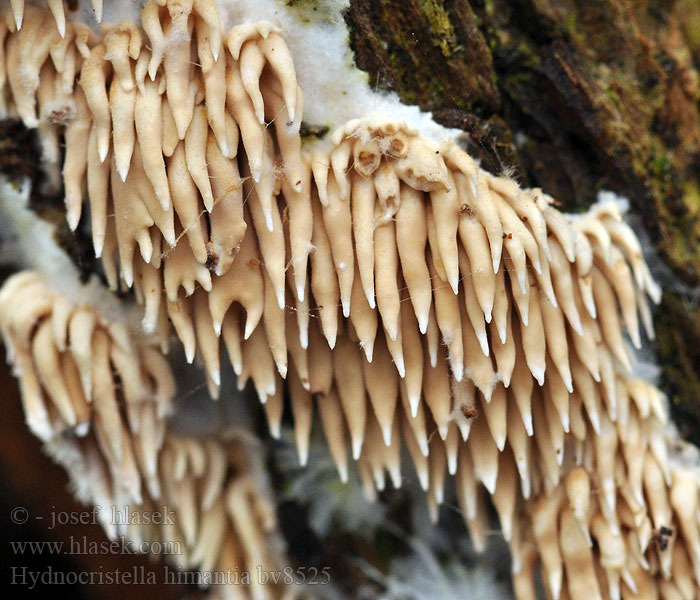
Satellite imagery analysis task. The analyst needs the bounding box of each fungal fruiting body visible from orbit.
[0,272,289,599]
[1,1,699,599]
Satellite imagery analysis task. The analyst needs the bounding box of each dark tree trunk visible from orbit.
[344,0,700,443]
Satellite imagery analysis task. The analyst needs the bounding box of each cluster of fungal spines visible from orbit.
[1,2,699,599]
[0,271,289,599]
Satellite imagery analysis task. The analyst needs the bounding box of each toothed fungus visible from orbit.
[1,2,699,599]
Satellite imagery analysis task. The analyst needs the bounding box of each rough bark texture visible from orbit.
[344,0,700,444]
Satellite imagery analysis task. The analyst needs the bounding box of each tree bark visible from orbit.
[345,0,700,443]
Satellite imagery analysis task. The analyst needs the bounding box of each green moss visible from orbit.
[418,0,457,57]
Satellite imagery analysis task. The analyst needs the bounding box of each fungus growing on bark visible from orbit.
[0,271,289,598]
[1,1,699,599]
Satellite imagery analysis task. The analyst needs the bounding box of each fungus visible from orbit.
[1,2,699,599]
[0,271,289,596]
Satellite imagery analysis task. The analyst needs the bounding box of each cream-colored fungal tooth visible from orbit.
[349,263,378,362]
[540,291,572,391]
[225,59,264,180]
[316,387,349,483]
[326,140,352,206]
[305,318,333,396]
[573,228,594,283]
[456,175,496,322]
[374,219,401,342]
[569,296,602,381]
[520,285,548,386]
[257,31,299,126]
[627,377,651,419]
[166,144,208,265]
[309,195,340,347]
[398,299,424,414]
[642,454,673,553]
[45,0,66,38]
[221,305,243,375]
[286,308,309,388]
[104,25,138,92]
[288,367,313,466]
[595,411,620,518]
[9,0,24,31]
[429,253,464,382]
[428,433,447,507]
[311,151,331,207]
[670,543,696,600]
[483,384,507,451]
[670,471,700,580]
[183,105,214,212]
[206,133,247,275]
[362,335,399,446]
[491,267,509,344]
[560,507,604,600]
[207,227,264,338]
[596,345,618,420]
[571,354,602,434]
[294,277,311,350]
[425,304,440,368]
[50,296,72,353]
[133,78,171,210]
[11,336,53,441]
[468,411,500,495]
[141,347,175,419]
[591,267,632,370]
[510,335,534,435]
[578,213,614,265]
[493,188,543,277]
[364,414,387,491]
[491,176,550,259]
[460,299,497,399]
[540,201,576,263]
[5,7,54,127]
[506,400,531,498]
[109,76,136,183]
[263,379,284,438]
[532,487,566,600]
[399,380,429,455]
[35,65,61,193]
[402,412,429,489]
[385,321,405,378]
[193,289,221,389]
[195,30,227,156]
[384,416,403,488]
[238,40,265,123]
[31,320,77,427]
[491,450,519,541]
[351,171,377,308]
[87,126,110,257]
[142,1,166,80]
[396,184,431,331]
[226,21,278,60]
[506,258,530,326]
[62,87,90,231]
[239,325,277,402]
[262,270,287,378]
[542,386,566,466]
[543,363,569,437]
[333,335,367,460]
[593,514,627,600]
[373,158,401,225]
[163,0,195,139]
[66,307,96,401]
[163,233,212,301]
[458,250,489,357]
[428,170,461,294]
[167,296,196,363]
[79,44,111,162]
[193,0,222,62]
[449,376,476,440]
[284,156,313,301]
[565,466,591,544]
[321,173,354,317]
[532,398,562,488]
[596,245,642,348]
[456,441,480,522]
[90,329,124,461]
[424,203,449,283]
[160,95,180,156]
[467,174,505,274]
